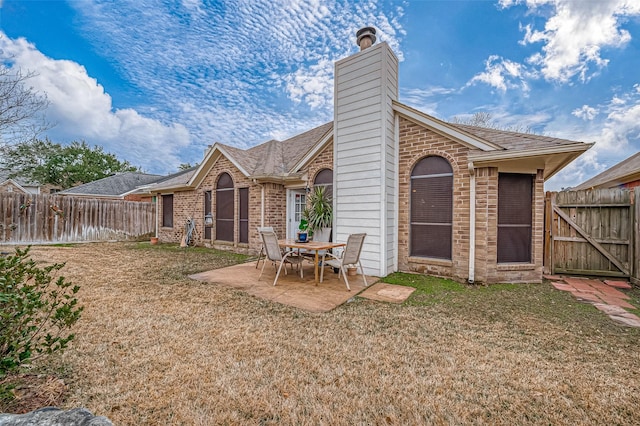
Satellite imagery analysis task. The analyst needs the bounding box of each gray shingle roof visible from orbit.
[59,172,162,197]
[453,124,586,151]
[0,171,39,187]
[573,152,640,190]
[148,167,198,189]
[155,113,588,193]
[220,121,333,177]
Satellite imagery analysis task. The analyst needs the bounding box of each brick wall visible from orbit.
[157,122,545,283]
[306,141,334,187]
[491,169,544,283]
[156,157,290,255]
[397,117,471,281]
[0,181,26,194]
[397,117,544,284]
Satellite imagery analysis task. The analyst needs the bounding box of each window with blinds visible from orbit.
[497,173,533,263]
[204,191,212,240]
[314,168,333,198]
[239,187,248,243]
[216,173,234,242]
[410,156,453,259]
[162,194,173,228]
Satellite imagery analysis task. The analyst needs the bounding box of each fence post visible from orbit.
[633,188,639,286]
[543,191,553,275]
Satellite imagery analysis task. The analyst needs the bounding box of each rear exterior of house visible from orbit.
[152,29,591,284]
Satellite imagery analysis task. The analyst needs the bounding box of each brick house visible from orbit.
[0,172,60,195]
[573,152,640,190]
[151,28,592,284]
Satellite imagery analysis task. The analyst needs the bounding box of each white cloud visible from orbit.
[285,57,334,109]
[63,0,404,164]
[545,86,640,189]
[0,33,190,173]
[572,105,598,121]
[467,55,533,93]
[504,0,640,83]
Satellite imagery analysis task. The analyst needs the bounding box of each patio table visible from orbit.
[278,239,346,284]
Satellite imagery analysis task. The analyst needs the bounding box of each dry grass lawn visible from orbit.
[3,242,640,425]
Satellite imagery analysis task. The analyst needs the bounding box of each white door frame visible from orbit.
[286,188,306,239]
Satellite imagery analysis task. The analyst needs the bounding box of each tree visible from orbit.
[0,139,139,189]
[450,112,534,134]
[178,163,194,171]
[0,66,50,146]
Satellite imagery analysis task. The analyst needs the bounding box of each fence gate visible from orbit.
[545,189,635,279]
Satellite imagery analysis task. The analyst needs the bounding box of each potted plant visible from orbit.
[297,216,309,242]
[306,186,333,241]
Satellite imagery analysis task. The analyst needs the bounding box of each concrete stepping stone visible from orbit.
[551,281,574,291]
[604,280,632,289]
[570,290,602,303]
[597,294,636,309]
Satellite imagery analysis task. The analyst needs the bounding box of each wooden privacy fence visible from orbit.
[0,193,156,244]
[544,188,639,284]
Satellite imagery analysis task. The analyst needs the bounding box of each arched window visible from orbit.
[216,173,234,242]
[314,168,333,198]
[410,156,453,259]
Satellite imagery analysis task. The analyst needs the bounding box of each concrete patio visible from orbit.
[189,260,375,312]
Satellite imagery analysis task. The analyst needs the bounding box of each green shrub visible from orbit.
[0,247,83,377]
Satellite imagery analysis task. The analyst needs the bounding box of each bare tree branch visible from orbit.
[0,65,52,146]
[450,112,535,134]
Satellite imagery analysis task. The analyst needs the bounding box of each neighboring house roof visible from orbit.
[137,167,198,192]
[59,172,162,198]
[573,152,640,190]
[151,101,592,193]
[0,171,39,188]
[0,178,29,193]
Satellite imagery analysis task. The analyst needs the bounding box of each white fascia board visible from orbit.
[188,143,251,187]
[289,129,334,173]
[149,184,192,194]
[58,193,123,199]
[468,142,593,163]
[392,101,502,152]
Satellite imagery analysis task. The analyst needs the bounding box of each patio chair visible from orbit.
[320,233,367,290]
[255,226,274,268]
[258,229,305,286]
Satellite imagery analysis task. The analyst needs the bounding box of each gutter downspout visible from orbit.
[154,195,159,238]
[260,183,265,227]
[468,162,476,284]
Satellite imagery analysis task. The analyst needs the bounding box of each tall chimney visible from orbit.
[334,28,399,277]
[356,26,376,51]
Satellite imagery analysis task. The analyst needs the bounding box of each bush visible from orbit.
[0,247,83,377]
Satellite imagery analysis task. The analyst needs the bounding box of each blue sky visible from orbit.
[1,0,639,190]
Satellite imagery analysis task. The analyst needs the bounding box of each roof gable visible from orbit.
[187,122,333,188]
[393,101,503,151]
[0,178,30,194]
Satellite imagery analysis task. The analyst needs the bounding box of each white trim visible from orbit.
[468,162,476,284]
[289,129,333,173]
[0,179,30,194]
[188,143,251,188]
[393,113,400,274]
[260,184,265,227]
[154,195,159,238]
[392,101,502,152]
[468,143,593,163]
